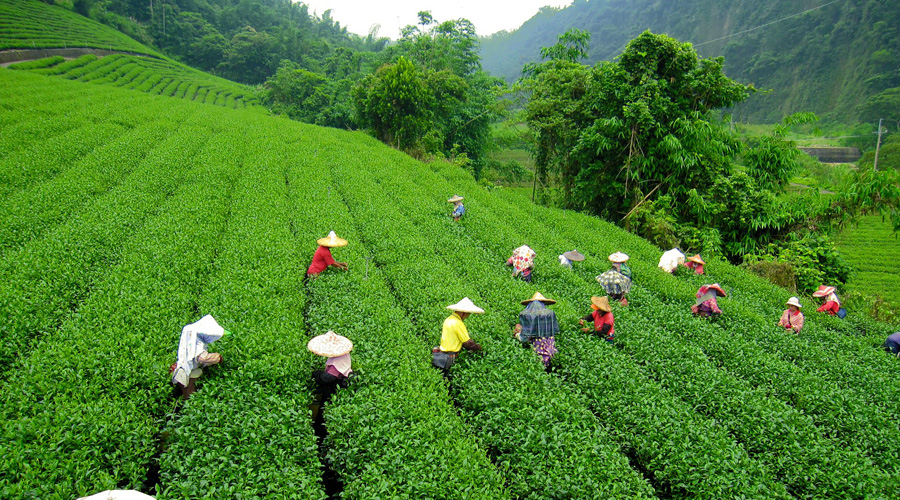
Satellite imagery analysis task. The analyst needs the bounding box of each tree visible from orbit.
[522,30,754,216]
[353,57,433,151]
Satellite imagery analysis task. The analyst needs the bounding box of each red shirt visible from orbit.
[817,301,840,315]
[592,310,615,337]
[307,246,336,275]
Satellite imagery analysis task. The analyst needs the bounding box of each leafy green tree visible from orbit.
[523,30,753,216]
[353,57,433,151]
[743,112,818,193]
[218,26,280,84]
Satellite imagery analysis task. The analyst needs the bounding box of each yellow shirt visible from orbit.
[440,312,470,352]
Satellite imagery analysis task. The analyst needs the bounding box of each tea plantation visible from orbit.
[2,1,900,496]
[3,61,900,499]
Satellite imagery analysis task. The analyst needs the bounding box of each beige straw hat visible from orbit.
[563,250,585,262]
[687,254,705,265]
[307,331,353,357]
[590,296,612,313]
[317,230,348,248]
[786,297,802,308]
[446,297,485,314]
[447,195,464,203]
[608,252,629,263]
[521,292,556,305]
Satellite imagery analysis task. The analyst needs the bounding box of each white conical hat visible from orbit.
[307,331,354,357]
[446,297,485,314]
[317,230,348,248]
[608,251,629,263]
[78,491,156,500]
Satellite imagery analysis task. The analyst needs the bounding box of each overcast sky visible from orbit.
[300,0,573,39]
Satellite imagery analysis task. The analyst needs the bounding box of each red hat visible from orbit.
[812,285,835,298]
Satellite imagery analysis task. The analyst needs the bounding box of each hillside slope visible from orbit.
[2,63,899,498]
[480,0,900,123]
[0,0,259,109]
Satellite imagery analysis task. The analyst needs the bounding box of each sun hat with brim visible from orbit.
[705,283,727,297]
[447,195,464,203]
[608,252,629,263]
[317,230,348,248]
[446,297,485,314]
[563,250,585,262]
[522,292,556,305]
[308,331,353,357]
[812,285,836,298]
[590,296,612,313]
[786,297,803,308]
[688,254,705,265]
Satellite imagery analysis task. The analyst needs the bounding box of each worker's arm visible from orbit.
[596,323,612,337]
[461,339,482,352]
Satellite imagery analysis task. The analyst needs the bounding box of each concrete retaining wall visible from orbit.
[799,147,861,163]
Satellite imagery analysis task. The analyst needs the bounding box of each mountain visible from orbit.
[480,0,900,123]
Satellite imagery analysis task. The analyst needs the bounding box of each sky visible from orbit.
[299,0,573,40]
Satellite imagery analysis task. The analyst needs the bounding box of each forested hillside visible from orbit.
[481,0,900,123]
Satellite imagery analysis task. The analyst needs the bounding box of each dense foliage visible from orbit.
[518,30,897,293]
[353,13,503,175]
[44,0,385,85]
[480,0,900,124]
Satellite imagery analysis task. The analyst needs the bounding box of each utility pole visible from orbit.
[873,118,883,172]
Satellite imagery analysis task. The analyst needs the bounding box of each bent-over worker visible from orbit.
[580,296,615,343]
[307,230,348,277]
[448,195,465,221]
[171,314,227,400]
[514,292,560,366]
[778,297,805,333]
[433,297,484,373]
[812,285,842,316]
[308,330,354,397]
[597,252,632,306]
[558,250,585,269]
[507,245,536,283]
[658,248,685,274]
[683,254,705,275]
[883,332,900,357]
[692,283,726,318]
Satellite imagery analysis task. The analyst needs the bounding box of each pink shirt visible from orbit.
[325,353,352,378]
[779,310,804,332]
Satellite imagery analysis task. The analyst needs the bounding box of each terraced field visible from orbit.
[2,58,900,499]
[1,0,259,109]
[0,0,157,54]
[837,215,900,303]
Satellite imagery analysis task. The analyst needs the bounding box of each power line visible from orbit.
[694,0,845,47]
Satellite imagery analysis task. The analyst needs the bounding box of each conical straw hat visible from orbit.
[563,250,585,262]
[590,296,612,313]
[812,285,835,298]
[687,254,705,265]
[446,297,485,314]
[447,195,464,203]
[317,230,348,248]
[307,331,353,357]
[608,251,629,263]
[521,292,556,305]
